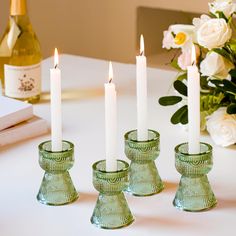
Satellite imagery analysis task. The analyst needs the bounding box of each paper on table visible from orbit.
[0,96,33,131]
[0,116,48,147]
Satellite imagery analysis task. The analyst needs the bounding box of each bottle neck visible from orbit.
[10,0,27,16]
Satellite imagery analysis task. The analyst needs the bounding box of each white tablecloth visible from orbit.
[0,55,235,236]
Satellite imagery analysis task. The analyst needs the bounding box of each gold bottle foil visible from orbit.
[10,0,26,16]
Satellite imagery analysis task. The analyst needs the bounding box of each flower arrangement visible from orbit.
[159,0,236,147]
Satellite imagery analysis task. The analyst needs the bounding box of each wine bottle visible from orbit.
[0,0,42,103]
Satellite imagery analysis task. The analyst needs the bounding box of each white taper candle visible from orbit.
[136,34,148,141]
[105,62,117,171]
[50,48,62,152]
[187,44,200,154]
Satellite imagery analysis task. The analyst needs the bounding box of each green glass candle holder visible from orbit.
[37,140,78,206]
[124,130,164,196]
[173,142,217,212]
[91,160,134,229]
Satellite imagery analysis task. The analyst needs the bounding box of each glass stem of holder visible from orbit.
[37,140,78,206]
[173,142,217,212]
[124,130,164,196]
[91,160,134,229]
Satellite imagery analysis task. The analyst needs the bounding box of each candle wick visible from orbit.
[54,64,58,69]
[140,51,144,56]
[109,78,112,83]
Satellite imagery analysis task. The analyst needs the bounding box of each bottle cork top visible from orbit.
[10,0,27,16]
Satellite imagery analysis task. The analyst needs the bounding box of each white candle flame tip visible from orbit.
[108,61,113,83]
[54,48,59,68]
[140,34,145,56]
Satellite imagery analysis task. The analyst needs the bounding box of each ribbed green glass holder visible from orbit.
[124,130,164,196]
[173,142,217,212]
[91,160,134,229]
[37,140,78,206]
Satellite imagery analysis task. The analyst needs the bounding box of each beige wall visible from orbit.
[0,0,207,64]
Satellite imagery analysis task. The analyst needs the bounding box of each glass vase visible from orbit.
[173,142,217,212]
[37,140,78,206]
[124,130,164,196]
[91,160,134,229]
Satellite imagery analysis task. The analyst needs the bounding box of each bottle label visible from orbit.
[4,63,41,98]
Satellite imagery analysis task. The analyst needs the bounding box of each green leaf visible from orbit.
[200,76,211,90]
[176,73,187,81]
[170,59,182,71]
[222,80,236,93]
[210,79,236,94]
[210,79,224,87]
[212,48,232,62]
[229,69,236,84]
[228,41,236,53]
[209,12,217,18]
[174,80,187,96]
[229,39,236,44]
[227,103,236,114]
[232,76,236,85]
[229,69,236,79]
[180,108,188,125]
[216,11,228,22]
[159,96,182,106]
[171,105,188,124]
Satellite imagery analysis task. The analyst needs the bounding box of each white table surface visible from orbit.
[0,55,235,236]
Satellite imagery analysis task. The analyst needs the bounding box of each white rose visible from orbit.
[197,18,232,49]
[209,0,236,18]
[193,15,211,30]
[206,107,236,147]
[200,52,234,78]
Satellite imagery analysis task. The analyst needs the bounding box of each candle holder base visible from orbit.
[124,130,164,196]
[173,143,217,212]
[37,140,78,206]
[91,160,134,229]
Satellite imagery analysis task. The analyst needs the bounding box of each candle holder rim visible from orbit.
[175,142,212,156]
[38,140,74,154]
[92,159,129,174]
[124,129,160,143]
